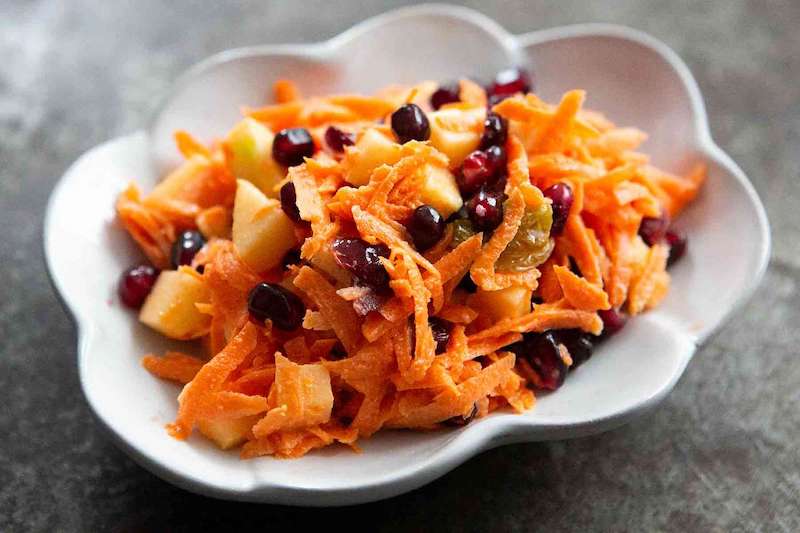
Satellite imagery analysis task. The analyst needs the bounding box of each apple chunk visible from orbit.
[198,414,261,450]
[343,128,402,186]
[139,269,211,340]
[232,179,298,273]
[468,286,532,322]
[418,164,463,219]
[226,118,286,197]
[428,107,484,168]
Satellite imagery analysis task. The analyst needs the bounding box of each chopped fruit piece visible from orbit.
[390,103,430,143]
[639,214,670,246]
[418,164,463,219]
[198,415,261,450]
[118,264,159,309]
[598,308,627,338]
[488,67,533,99]
[512,331,567,390]
[232,179,298,272]
[479,111,508,149]
[139,269,211,340]
[247,282,305,330]
[428,107,484,168]
[279,181,303,223]
[429,317,452,354]
[496,203,554,272]
[324,126,355,153]
[307,242,352,288]
[406,205,445,251]
[665,230,687,266]
[343,128,402,186]
[468,285,532,322]
[226,117,285,197]
[272,127,314,167]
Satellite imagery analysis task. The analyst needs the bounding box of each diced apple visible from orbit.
[139,269,211,340]
[468,286,532,322]
[428,107,484,168]
[343,128,402,186]
[418,164,463,218]
[198,414,261,450]
[307,242,351,288]
[147,155,213,203]
[232,179,298,273]
[226,118,286,197]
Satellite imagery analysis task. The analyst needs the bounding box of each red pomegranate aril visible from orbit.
[597,308,628,338]
[407,205,445,251]
[247,282,305,330]
[331,237,390,289]
[467,188,504,232]
[479,112,508,149]
[543,183,574,236]
[488,67,533,98]
[118,264,159,308]
[390,103,430,143]
[458,150,494,196]
[556,329,594,368]
[485,144,507,170]
[170,230,205,268]
[324,126,354,153]
[430,84,460,110]
[272,128,314,167]
[515,332,568,390]
[429,317,453,354]
[279,181,302,223]
[665,230,688,266]
[639,215,670,246]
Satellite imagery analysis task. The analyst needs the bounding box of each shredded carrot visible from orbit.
[142,352,205,384]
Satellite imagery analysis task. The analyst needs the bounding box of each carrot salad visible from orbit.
[116,68,704,458]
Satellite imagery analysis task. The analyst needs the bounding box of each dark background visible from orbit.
[1,1,798,531]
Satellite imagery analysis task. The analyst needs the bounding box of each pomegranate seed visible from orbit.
[443,402,478,426]
[430,84,460,110]
[485,145,507,171]
[598,308,627,338]
[324,126,354,153]
[665,230,688,266]
[479,112,508,149]
[556,330,594,368]
[513,332,568,390]
[458,150,495,196]
[279,181,302,223]
[390,103,430,143]
[331,237,390,289]
[272,128,314,167]
[543,183,574,236]
[406,205,445,251]
[467,188,504,232]
[170,230,205,268]
[429,317,452,354]
[488,67,533,98]
[118,264,159,308]
[639,215,670,246]
[247,282,305,330]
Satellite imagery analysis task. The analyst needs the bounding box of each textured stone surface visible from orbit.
[1,1,798,531]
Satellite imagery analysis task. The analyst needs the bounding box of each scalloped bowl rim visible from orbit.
[44,5,770,505]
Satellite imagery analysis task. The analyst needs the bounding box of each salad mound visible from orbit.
[116,69,704,458]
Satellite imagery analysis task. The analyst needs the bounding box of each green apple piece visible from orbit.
[468,286,532,322]
[418,164,463,218]
[343,128,402,186]
[428,108,484,168]
[227,118,286,197]
[232,179,298,273]
[139,269,211,340]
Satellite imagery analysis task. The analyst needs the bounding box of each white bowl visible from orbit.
[44,5,770,505]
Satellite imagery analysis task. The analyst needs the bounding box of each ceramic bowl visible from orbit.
[44,4,770,505]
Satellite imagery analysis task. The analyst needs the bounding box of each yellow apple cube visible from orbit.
[198,414,261,450]
[139,269,211,340]
[343,128,402,186]
[232,179,298,273]
[428,107,484,168]
[418,164,463,218]
[468,286,532,322]
[226,118,286,197]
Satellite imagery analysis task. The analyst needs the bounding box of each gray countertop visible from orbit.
[1,1,798,531]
